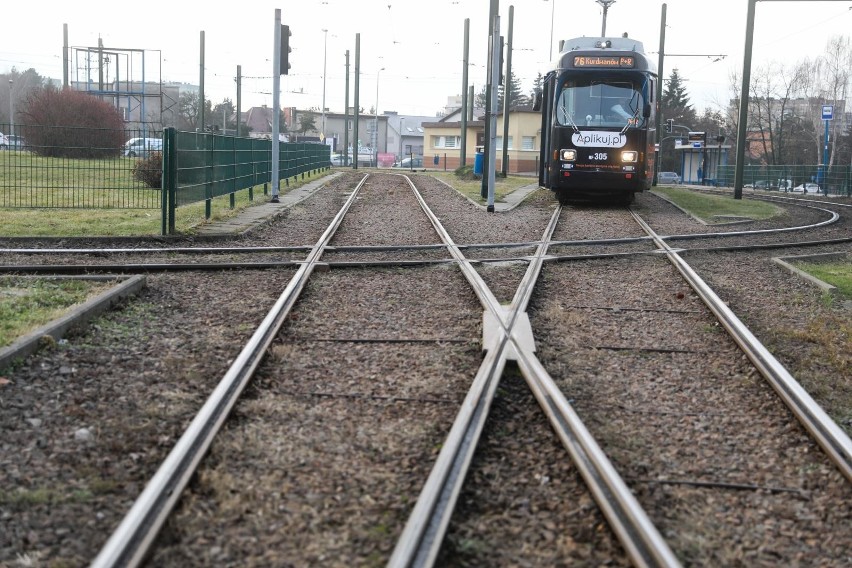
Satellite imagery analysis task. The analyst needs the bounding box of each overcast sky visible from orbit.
[3,0,851,117]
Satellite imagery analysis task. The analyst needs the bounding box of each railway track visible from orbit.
[1,173,850,566]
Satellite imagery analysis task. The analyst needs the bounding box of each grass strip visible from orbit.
[0,277,110,348]
[654,186,783,223]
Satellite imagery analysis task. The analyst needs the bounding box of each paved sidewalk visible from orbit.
[195,171,542,237]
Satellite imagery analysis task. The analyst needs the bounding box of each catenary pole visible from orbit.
[501,5,514,177]
[354,34,360,170]
[460,18,470,167]
[653,4,666,186]
[344,49,350,167]
[486,8,500,211]
[480,0,498,207]
[733,0,756,200]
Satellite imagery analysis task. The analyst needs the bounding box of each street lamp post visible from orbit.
[546,0,555,61]
[321,29,328,142]
[398,117,404,162]
[374,67,384,167]
[8,80,14,138]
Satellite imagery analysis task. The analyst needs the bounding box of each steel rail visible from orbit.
[0,262,302,273]
[515,350,683,568]
[662,206,839,241]
[631,210,852,483]
[387,176,521,567]
[510,208,682,568]
[391,180,680,567]
[0,246,313,254]
[90,174,370,568]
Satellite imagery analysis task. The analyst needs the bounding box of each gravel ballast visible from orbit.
[1,174,850,566]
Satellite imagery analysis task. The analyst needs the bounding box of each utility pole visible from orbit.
[236,65,241,137]
[321,29,328,141]
[199,31,205,133]
[344,49,350,167]
[354,34,360,170]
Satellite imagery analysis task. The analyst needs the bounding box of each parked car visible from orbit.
[775,179,793,191]
[657,171,681,184]
[123,137,162,158]
[394,156,424,168]
[744,180,770,189]
[792,182,820,194]
[0,132,8,149]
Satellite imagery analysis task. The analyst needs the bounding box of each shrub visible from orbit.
[454,164,480,180]
[131,152,163,189]
[18,85,126,159]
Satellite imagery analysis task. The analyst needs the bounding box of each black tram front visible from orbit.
[537,37,657,204]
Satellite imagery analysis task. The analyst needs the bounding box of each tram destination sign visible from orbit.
[573,55,635,68]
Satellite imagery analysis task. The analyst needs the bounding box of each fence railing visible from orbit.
[0,124,332,234]
[161,128,331,234]
[0,124,163,209]
[714,164,852,196]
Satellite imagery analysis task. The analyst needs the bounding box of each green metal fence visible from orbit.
[161,128,330,234]
[715,164,852,196]
[0,124,163,209]
[0,124,331,234]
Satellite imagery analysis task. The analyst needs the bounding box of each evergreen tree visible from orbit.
[529,72,544,105]
[659,68,698,172]
[503,72,530,109]
[475,73,530,112]
[661,68,697,127]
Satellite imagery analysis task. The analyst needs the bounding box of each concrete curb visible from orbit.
[771,252,849,302]
[650,189,755,226]
[0,274,147,370]
[432,177,542,212]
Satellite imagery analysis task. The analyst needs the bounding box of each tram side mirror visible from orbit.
[643,103,651,118]
[533,91,542,112]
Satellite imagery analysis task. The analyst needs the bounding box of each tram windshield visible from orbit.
[556,79,646,128]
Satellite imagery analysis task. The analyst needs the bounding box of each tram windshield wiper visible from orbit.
[560,103,580,134]
[620,108,640,135]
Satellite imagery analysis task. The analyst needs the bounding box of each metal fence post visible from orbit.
[161,127,177,236]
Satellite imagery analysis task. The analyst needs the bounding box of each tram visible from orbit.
[535,36,657,204]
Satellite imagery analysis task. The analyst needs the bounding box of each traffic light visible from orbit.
[280,25,291,75]
[666,119,674,133]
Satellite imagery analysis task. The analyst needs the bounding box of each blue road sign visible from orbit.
[822,105,833,120]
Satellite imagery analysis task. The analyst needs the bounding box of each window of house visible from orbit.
[495,136,513,149]
[433,135,460,149]
[522,136,535,150]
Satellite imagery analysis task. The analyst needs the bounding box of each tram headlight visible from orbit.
[621,151,638,162]
[561,149,577,161]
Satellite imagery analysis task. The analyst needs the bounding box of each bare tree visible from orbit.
[820,36,851,167]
